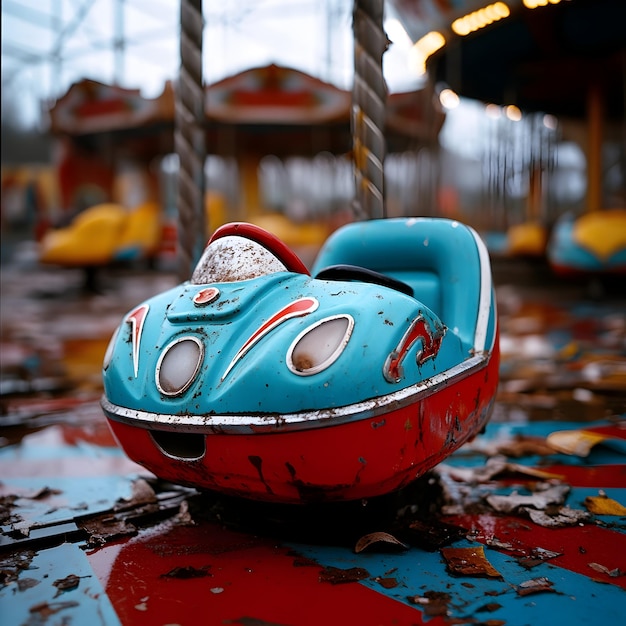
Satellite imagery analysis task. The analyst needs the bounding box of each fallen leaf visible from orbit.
[403,518,466,551]
[486,483,569,514]
[516,577,555,596]
[375,577,398,589]
[53,574,80,596]
[354,531,408,553]
[584,494,626,516]
[518,547,562,569]
[588,562,623,577]
[407,591,451,617]
[445,456,565,484]
[525,505,590,528]
[319,566,369,584]
[440,546,502,579]
[161,566,211,579]
[546,429,609,457]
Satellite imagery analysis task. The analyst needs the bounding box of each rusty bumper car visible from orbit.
[102,218,499,504]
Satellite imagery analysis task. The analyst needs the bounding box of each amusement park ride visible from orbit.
[96,0,499,503]
[413,0,626,275]
[2,3,625,626]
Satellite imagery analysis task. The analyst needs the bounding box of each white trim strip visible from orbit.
[468,226,494,353]
[102,352,492,434]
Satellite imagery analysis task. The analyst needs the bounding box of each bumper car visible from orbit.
[102,217,499,504]
[548,209,626,276]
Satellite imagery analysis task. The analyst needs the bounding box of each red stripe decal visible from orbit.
[222,297,318,380]
[126,304,149,378]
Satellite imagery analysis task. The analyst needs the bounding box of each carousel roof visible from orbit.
[391,0,626,120]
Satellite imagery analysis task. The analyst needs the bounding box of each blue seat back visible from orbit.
[312,218,489,349]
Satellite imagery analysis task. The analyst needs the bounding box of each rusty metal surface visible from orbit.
[1,258,625,624]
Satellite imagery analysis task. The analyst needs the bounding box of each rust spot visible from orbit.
[248,455,274,495]
[292,353,314,371]
[441,546,502,579]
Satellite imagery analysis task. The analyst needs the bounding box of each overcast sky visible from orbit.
[1,0,422,127]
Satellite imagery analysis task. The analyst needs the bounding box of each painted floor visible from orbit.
[1,259,625,625]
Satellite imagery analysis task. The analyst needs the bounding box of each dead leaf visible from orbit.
[354,531,409,553]
[161,565,211,579]
[375,577,398,589]
[486,483,569,514]
[403,519,466,551]
[319,566,369,584]
[518,547,562,569]
[441,546,502,579]
[407,591,451,617]
[81,517,137,547]
[516,577,556,596]
[53,574,80,596]
[546,429,609,457]
[584,494,626,516]
[588,562,623,577]
[525,505,590,528]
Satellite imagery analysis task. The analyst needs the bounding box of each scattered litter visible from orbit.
[443,456,565,484]
[374,576,398,589]
[546,429,611,457]
[584,493,626,516]
[526,506,590,528]
[319,566,370,584]
[354,531,408,553]
[440,546,502,579]
[588,562,623,578]
[161,565,211,579]
[486,483,570,514]
[407,591,451,617]
[400,518,466,552]
[118,478,157,507]
[17,577,40,591]
[81,517,137,547]
[0,550,36,586]
[29,600,79,619]
[516,577,556,596]
[518,547,562,569]
[53,573,81,596]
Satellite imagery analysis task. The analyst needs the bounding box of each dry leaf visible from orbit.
[516,577,555,596]
[354,531,409,553]
[546,429,608,457]
[584,494,626,516]
[441,546,502,578]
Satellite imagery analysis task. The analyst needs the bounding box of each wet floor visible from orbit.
[1,252,625,625]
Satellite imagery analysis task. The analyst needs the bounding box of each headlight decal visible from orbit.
[156,336,204,396]
[287,314,354,376]
[126,304,150,377]
[383,313,446,383]
[221,297,319,381]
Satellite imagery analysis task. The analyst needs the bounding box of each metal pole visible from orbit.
[176,0,206,281]
[352,0,388,219]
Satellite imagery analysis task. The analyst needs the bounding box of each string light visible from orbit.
[452,2,510,37]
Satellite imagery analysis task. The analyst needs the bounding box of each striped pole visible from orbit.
[352,0,389,219]
[176,0,206,281]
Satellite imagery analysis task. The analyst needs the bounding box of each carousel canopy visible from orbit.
[47,64,444,155]
[391,0,626,120]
